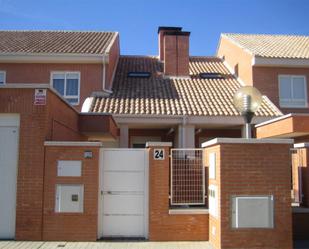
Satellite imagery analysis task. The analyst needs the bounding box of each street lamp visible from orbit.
[233,86,263,139]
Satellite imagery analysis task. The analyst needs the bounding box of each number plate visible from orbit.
[154,148,164,160]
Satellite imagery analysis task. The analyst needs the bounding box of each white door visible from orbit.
[0,115,19,239]
[99,149,148,239]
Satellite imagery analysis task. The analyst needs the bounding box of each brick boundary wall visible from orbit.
[204,139,293,249]
[43,144,100,241]
[148,143,209,241]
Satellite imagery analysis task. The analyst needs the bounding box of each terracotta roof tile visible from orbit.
[223,33,309,59]
[90,56,282,117]
[0,30,117,55]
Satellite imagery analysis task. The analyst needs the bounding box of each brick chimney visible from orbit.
[157,26,190,77]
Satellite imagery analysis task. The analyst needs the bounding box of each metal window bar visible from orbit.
[170,149,205,205]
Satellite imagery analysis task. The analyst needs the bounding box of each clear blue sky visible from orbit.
[0,0,308,56]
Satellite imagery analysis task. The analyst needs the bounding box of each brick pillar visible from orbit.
[43,141,101,241]
[203,138,293,249]
[147,142,208,241]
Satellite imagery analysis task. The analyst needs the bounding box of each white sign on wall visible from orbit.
[153,148,164,160]
[34,89,47,105]
[209,152,216,179]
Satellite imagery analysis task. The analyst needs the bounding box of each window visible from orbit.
[127,72,151,78]
[279,75,307,108]
[51,72,80,105]
[0,71,6,85]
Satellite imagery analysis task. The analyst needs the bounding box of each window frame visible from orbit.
[0,71,6,85]
[50,71,81,106]
[278,74,308,108]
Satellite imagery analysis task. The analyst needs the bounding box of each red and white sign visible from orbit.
[34,89,47,105]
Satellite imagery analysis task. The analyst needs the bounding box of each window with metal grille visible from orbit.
[170,149,205,206]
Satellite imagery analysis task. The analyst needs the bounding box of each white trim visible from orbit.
[113,115,278,126]
[278,75,308,108]
[202,138,294,148]
[0,71,6,85]
[169,208,209,215]
[105,32,119,54]
[253,56,309,67]
[130,136,161,148]
[0,53,108,64]
[146,142,172,147]
[81,97,94,113]
[294,143,309,148]
[255,113,295,127]
[50,71,81,106]
[44,141,103,147]
[0,83,50,88]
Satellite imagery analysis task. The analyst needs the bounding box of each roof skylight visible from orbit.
[128,72,151,78]
[199,72,224,79]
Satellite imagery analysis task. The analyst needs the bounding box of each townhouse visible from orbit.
[0,27,308,248]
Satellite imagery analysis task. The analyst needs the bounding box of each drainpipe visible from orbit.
[182,116,188,148]
[102,61,106,91]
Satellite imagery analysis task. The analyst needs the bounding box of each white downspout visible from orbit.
[102,61,106,91]
[182,116,187,148]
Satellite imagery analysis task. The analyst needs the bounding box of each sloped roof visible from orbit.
[222,33,309,59]
[90,56,281,117]
[0,30,117,55]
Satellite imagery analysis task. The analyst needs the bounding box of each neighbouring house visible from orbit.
[0,26,308,248]
[217,33,309,114]
[217,33,309,239]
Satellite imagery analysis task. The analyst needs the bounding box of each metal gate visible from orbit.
[98,148,149,239]
[170,149,205,206]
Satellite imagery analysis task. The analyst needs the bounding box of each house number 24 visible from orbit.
[154,149,164,160]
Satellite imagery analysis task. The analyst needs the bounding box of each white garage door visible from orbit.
[0,115,19,239]
[99,149,148,239]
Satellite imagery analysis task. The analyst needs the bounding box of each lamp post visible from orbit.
[233,86,263,139]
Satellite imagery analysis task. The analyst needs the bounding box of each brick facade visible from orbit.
[252,66,309,114]
[204,140,293,249]
[0,88,85,240]
[0,36,120,111]
[217,36,253,85]
[43,145,100,241]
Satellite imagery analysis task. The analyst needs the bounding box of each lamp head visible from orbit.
[233,86,263,114]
